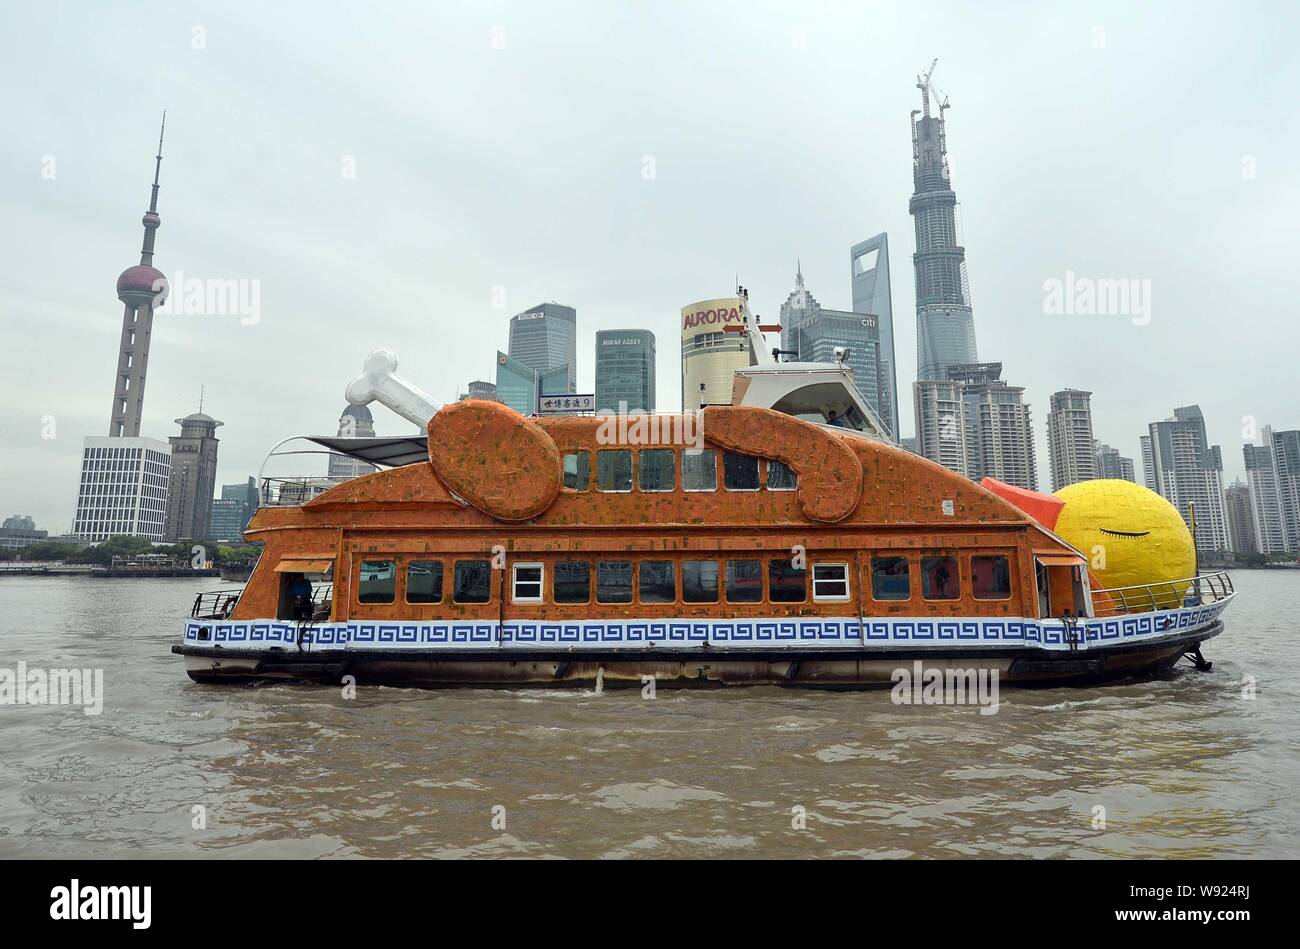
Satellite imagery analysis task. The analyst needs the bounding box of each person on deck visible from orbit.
[287,573,314,620]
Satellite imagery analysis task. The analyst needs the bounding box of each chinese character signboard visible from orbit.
[537,393,595,414]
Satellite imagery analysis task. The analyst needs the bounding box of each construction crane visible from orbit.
[916,58,949,119]
[915,58,951,172]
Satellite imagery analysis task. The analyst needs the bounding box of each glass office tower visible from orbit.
[508,302,577,394]
[595,329,656,413]
[849,234,897,437]
[495,351,538,415]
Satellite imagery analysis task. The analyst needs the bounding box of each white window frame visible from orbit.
[812,562,852,602]
[511,561,545,603]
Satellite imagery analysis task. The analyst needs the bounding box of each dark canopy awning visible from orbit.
[303,435,429,468]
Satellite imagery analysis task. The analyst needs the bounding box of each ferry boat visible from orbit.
[175,293,1234,688]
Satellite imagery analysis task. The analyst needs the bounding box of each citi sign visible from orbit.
[681,306,741,330]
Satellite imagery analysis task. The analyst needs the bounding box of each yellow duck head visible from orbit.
[1054,480,1195,599]
[982,477,1195,608]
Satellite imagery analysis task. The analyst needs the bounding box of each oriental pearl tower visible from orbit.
[108,114,169,437]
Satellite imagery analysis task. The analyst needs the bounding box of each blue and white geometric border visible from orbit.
[183,599,1230,655]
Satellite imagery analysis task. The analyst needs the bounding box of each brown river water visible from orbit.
[0,570,1297,859]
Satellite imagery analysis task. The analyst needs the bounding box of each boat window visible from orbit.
[563,451,590,490]
[453,560,492,604]
[682,560,719,603]
[554,560,591,604]
[871,556,910,600]
[596,561,633,603]
[596,450,633,492]
[639,560,676,603]
[406,560,443,603]
[639,449,675,492]
[723,452,759,491]
[768,558,807,602]
[770,383,870,432]
[725,560,763,603]
[358,560,396,604]
[767,459,798,491]
[512,562,544,603]
[971,555,1012,599]
[812,563,850,602]
[682,449,717,492]
[921,556,960,600]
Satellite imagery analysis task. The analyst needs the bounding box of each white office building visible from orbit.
[71,436,172,542]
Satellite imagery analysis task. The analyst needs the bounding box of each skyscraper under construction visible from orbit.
[910,62,979,382]
[908,65,1038,489]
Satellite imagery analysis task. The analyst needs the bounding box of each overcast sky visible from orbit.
[2,1,1297,533]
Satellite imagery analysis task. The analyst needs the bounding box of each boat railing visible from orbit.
[190,582,333,621]
[1091,571,1234,618]
[260,476,339,507]
[308,582,334,620]
[255,439,356,508]
[191,587,245,620]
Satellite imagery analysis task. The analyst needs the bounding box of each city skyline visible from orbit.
[2,4,1297,531]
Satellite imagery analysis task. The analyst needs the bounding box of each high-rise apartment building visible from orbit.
[956,364,1038,490]
[1046,389,1097,490]
[913,378,968,474]
[1140,434,1156,490]
[915,363,1037,490]
[1243,431,1286,553]
[1094,442,1136,482]
[1273,429,1300,552]
[1224,480,1258,555]
[1147,405,1230,553]
[1244,426,1300,553]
